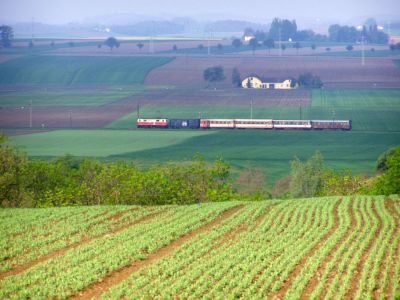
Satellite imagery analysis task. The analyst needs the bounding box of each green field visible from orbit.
[10,129,400,182]
[316,49,400,57]
[0,56,173,85]
[1,197,399,299]
[0,86,143,107]
[10,89,400,182]
[110,89,400,132]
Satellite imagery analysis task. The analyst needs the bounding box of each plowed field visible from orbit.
[146,56,400,88]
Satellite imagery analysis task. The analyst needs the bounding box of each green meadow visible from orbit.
[0,56,173,85]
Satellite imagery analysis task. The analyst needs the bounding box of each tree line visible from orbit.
[1,134,398,207]
[238,17,389,46]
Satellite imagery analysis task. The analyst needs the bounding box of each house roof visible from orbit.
[244,75,292,83]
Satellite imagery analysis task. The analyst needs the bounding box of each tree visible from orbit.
[28,40,34,48]
[198,44,204,50]
[68,41,75,47]
[172,44,178,51]
[263,38,275,55]
[311,44,316,52]
[0,25,13,48]
[248,38,259,55]
[373,146,400,195]
[346,44,354,51]
[217,43,223,51]
[269,18,297,41]
[203,66,225,85]
[281,44,286,53]
[0,134,27,207]
[104,37,120,51]
[298,72,323,88]
[137,43,144,51]
[50,40,55,47]
[293,41,301,55]
[232,38,242,48]
[289,151,324,198]
[231,67,241,87]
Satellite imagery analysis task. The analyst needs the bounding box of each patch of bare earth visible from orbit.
[69,205,244,300]
[383,199,400,299]
[270,200,342,300]
[343,201,383,299]
[146,56,400,88]
[0,210,162,280]
[301,199,356,299]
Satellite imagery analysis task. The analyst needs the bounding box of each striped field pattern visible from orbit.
[0,196,399,299]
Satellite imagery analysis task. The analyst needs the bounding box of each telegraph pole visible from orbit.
[29,100,32,128]
[250,99,253,119]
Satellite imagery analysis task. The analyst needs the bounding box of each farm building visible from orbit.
[241,75,295,89]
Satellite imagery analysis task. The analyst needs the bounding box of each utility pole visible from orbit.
[137,103,140,119]
[69,110,72,127]
[250,99,253,119]
[278,27,282,57]
[207,31,211,55]
[29,100,32,128]
[361,34,365,66]
[299,105,302,120]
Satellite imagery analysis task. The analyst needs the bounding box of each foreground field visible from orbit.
[0,197,399,299]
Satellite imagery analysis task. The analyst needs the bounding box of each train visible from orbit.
[137,118,352,130]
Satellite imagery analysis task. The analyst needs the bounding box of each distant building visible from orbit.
[243,35,255,42]
[241,75,295,89]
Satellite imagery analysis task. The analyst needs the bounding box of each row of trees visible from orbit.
[241,18,389,46]
[0,135,235,207]
[1,135,398,207]
[328,24,388,44]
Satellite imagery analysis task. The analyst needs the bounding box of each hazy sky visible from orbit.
[0,0,399,24]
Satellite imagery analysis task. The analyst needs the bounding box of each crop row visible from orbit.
[0,202,238,299]
[100,199,336,299]
[0,206,159,272]
[102,197,399,299]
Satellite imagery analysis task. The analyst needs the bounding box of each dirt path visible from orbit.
[70,205,244,300]
[0,210,162,280]
[270,200,342,300]
[301,199,356,299]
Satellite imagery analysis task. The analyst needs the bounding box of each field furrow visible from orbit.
[1,197,398,299]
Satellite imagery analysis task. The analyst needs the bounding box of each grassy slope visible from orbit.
[0,87,143,107]
[0,56,173,85]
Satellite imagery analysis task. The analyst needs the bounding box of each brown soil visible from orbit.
[106,207,140,222]
[301,199,356,299]
[0,54,20,63]
[0,210,162,280]
[69,205,244,300]
[146,56,400,88]
[270,200,342,300]
[344,201,383,299]
[0,88,310,129]
[383,198,400,299]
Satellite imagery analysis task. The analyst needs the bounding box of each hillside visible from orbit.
[0,196,399,299]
